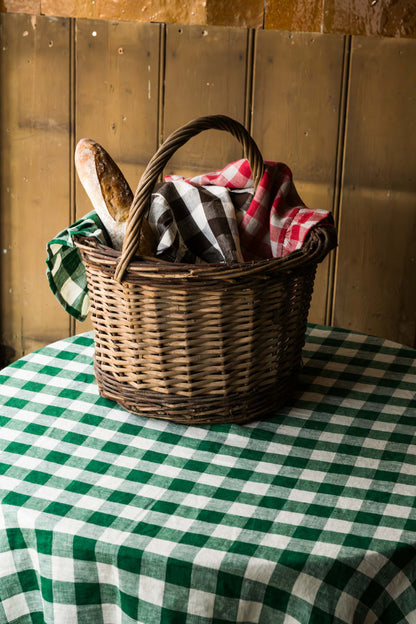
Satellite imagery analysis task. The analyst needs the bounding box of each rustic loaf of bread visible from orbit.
[75,138,154,255]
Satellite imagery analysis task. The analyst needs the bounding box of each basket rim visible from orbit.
[74,224,337,282]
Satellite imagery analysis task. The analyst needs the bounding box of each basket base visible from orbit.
[94,364,299,425]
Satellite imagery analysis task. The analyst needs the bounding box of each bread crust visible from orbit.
[75,138,154,256]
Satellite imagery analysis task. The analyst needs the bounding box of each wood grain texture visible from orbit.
[74,19,160,333]
[75,19,160,208]
[333,36,416,346]
[162,24,250,178]
[0,13,71,363]
[2,14,415,360]
[252,30,345,324]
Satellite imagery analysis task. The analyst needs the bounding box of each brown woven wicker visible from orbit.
[75,115,337,425]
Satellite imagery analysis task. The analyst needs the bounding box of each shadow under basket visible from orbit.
[74,115,337,425]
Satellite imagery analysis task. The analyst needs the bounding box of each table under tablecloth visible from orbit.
[0,325,415,624]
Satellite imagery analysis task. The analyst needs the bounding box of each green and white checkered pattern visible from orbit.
[46,211,110,322]
[1,325,415,624]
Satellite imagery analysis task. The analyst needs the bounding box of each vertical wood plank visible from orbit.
[0,13,71,363]
[163,24,250,177]
[75,18,160,208]
[75,18,160,333]
[333,36,416,346]
[252,30,345,324]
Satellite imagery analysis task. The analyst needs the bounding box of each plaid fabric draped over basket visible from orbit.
[74,115,337,424]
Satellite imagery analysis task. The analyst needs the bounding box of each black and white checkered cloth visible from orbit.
[148,159,332,264]
[148,180,251,264]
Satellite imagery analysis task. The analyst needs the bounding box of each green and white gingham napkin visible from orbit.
[46,211,111,322]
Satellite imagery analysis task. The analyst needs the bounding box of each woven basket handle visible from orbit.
[115,114,265,282]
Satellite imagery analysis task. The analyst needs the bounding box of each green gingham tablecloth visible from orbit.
[0,325,416,624]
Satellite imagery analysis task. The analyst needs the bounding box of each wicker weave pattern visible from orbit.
[75,116,336,424]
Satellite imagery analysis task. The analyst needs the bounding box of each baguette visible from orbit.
[75,138,155,255]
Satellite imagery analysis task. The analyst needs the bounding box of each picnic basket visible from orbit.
[75,115,336,425]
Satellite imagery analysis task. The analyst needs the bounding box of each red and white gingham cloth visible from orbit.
[147,159,333,264]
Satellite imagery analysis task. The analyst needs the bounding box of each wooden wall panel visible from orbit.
[163,24,250,177]
[0,13,71,364]
[252,31,346,324]
[1,14,415,361]
[74,18,160,333]
[333,36,416,347]
[75,19,160,212]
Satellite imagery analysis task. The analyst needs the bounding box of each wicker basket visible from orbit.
[75,115,336,425]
